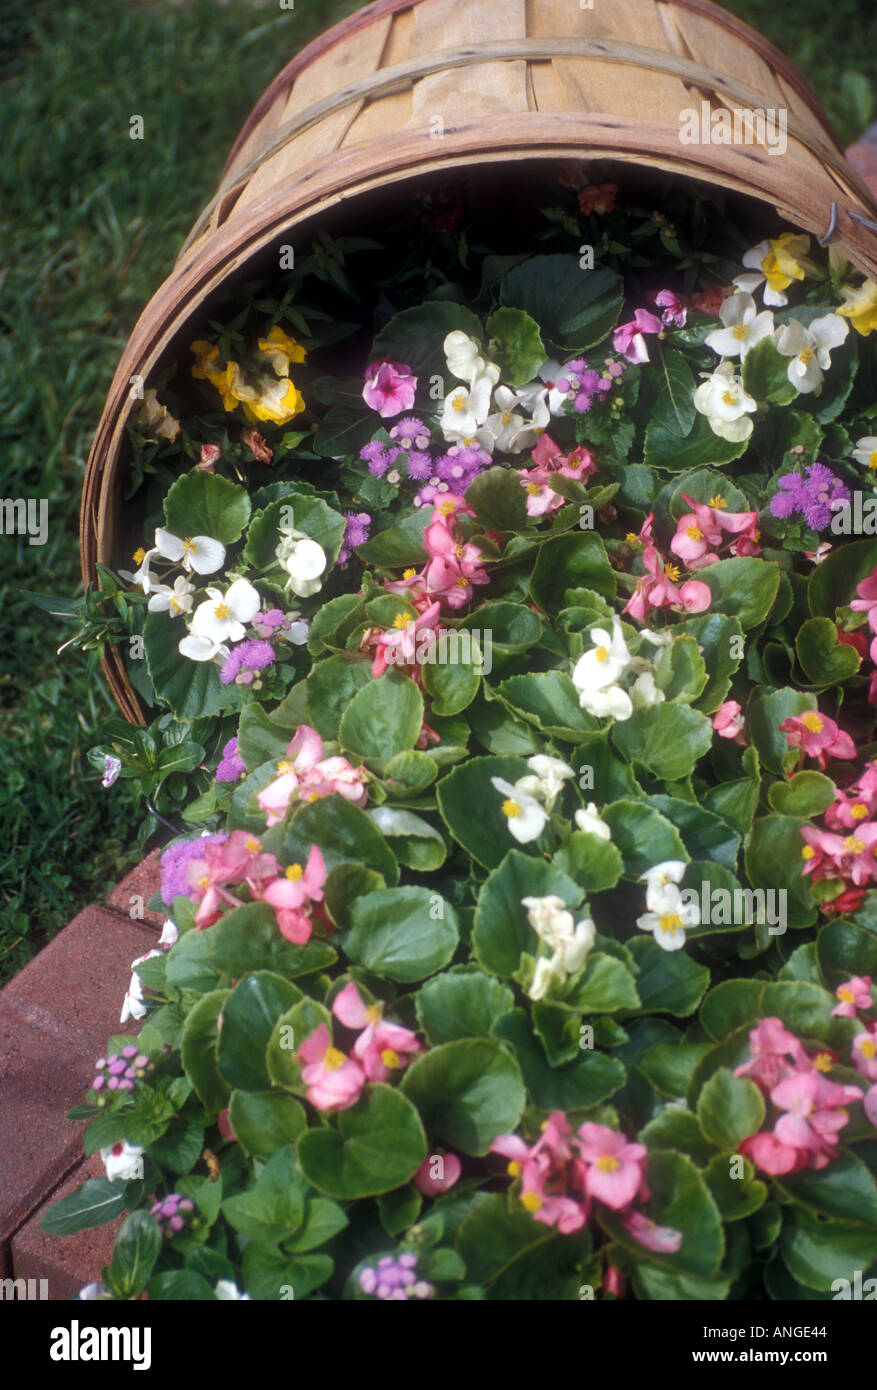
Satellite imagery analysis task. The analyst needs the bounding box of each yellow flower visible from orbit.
[256,326,307,376]
[241,375,305,426]
[836,278,877,336]
[760,233,811,294]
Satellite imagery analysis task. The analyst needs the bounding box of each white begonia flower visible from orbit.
[491,776,548,843]
[120,949,161,1023]
[572,616,631,695]
[636,883,699,953]
[693,360,757,442]
[188,577,261,645]
[77,1282,109,1301]
[147,573,195,616]
[154,527,226,575]
[158,918,179,948]
[126,548,158,594]
[581,685,634,721]
[630,669,665,711]
[521,754,575,806]
[574,803,612,839]
[480,384,551,454]
[639,628,674,648]
[214,1281,252,1301]
[101,1141,145,1182]
[537,359,571,415]
[528,956,557,1003]
[178,633,231,663]
[275,528,327,598]
[443,330,501,387]
[732,236,812,307]
[853,436,877,474]
[440,374,494,443]
[287,617,310,644]
[521,894,596,999]
[774,314,849,394]
[704,291,774,360]
[641,860,688,913]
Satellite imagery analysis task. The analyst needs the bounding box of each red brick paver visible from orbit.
[106,846,165,928]
[11,1155,121,1300]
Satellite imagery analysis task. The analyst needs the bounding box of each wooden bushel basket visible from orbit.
[81,0,877,724]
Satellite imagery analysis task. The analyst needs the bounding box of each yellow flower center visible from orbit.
[244,837,262,852]
[285,864,303,881]
[852,803,868,820]
[437,498,456,516]
[307,791,321,802]
[403,568,417,580]
[664,563,681,582]
[799,348,815,365]
[526,483,541,495]
[182,537,196,553]
[708,494,727,508]
[452,395,466,412]
[521,1192,542,1212]
[659,913,683,936]
[813,1052,833,1072]
[502,799,521,819]
[869,452,877,470]
[323,1048,346,1072]
[507,1160,522,1177]
[861,1039,877,1059]
[596,1155,620,1172]
[276,760,295,775]
[595,645,610,664]
[455,576,468,587]
[365,1004,381,1025]
[381,1048,400,1069]
[686,524,703,540]
[721,390,738,405]
[392,612,410,630]
[214,602,231,621]
[732,323,748,340]
[801,712,824,733]
[133,547,146,564]
[197,874,209,888]
[626,532,639,543]
[837,987,856,1003]
[843,837,865,854]
[801,845,815,860]
[502,412,513,425]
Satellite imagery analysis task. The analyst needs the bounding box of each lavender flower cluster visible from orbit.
[160,832,228,906]
[770,462,850,531]
[359,416,492,509]
[357,1253,434,1300]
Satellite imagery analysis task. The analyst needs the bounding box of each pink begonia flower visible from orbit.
[518,436,599,517]
[612,309,663,364]
[413,1152,462,1195]
[779,711,856,770]
[652,288,688,327]
[576,1123,647,1210]
[740,1130,807,1176]
[712,700,745,743]
[865,1084,877,1128]
[362,359,417,418]
[257,724,324,826]
[623,544,712,624]
[831,975,874,1018]
[669,494,760,568]
[261,844,326,944]
[824,764,877,831]
[371,600,442,678]
[620,1209,683,1253]
[298,1023,365,1111]
[300,756,369,807]
[197,443,221,471]
[330,981,420,1081]
[852,1026,877,1083]
[187,830,280,928]
[422,513,489,612]
[541,1111,575,1163]
[800,823,877,887]
[850,568,877,663]
[734,1017,809,1092]
[771,1070,862,1160]
[603,1265,626,1298]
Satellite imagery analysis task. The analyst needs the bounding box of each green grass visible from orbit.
[0,0,873,985]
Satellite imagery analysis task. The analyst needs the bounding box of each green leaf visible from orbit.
[796,616,861,685]
[744,816,817,928]
[415,968,515,1046]
[455,1194,550,1284]
[148,1271,216,1300]
[473,850,583,977]
[370,300,482,380]
[378,1186,422,1237]
[682,612,744,713]
[500,256,624,350]
[530,531,616,611]
[742,335,798,404]
[208,902,337,979]
[779,1207,877,1291]
[40,1179,129,1236]
[601,800,688,877]
[638,1042,712,1098]
[486,306,546,385]
[696,1067,765,1148]
[222,1146,306,1244]
[285,793,399,885]
[104,1210,162,1299]
[165,929,220,992]
[228,1090,307,1160]
[768,770,836,817]
[704,1154,767,1222]
[491,1009,624,1111]
[242,1246,333,1300]
[652,347,697,436]
[648,798,740,870]
[747,686,817,775]
[355,510,428,567]
[696,557,781,629]
[436,755,533,870]
[306,655,372,739]
[626,937,710,1018]
[244,494,344,569]
[653,635,707,704]
[817,918,877,986]
[298,1084,427,1197]
[700,980,765,1042]
[639,1110,716,1166]
[180,990,230,1112]
[776,1152,877,1229]
[612,704,713,782]
[287,1197,349,1253]
[144,611,238,720]
[237,703,290,772]
[561,953,641,1013]
[365,807,447,871]
[422,641,482,716]
[498,671,596,741]
[598,1150,724,1278]
[163,469,251,544]
[322,862,386,929]
[809,537,877,617]
[217,972,302,1092]
[341,886,459,982]
[644,412,749,471]
[464,466,528,532]
[338,671,423,763]
[553,832,624,894]
[401,1039,526,1155]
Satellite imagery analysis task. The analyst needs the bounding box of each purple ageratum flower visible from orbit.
[150,1192,195,1237]
[216,736,246,783]
[337,511,372,567]
[357,1253,433,1301]
[405,449,434,480]
[219,639,275,687]
[770,472,806,520]
[389,416,431,450]
[252,607,290,639]
[770,462,850,530]
[359,441,400,478]
[92,1047,150,1096]
[160,833,228,907]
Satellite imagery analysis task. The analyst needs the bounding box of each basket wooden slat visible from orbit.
[80,0,877,724]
